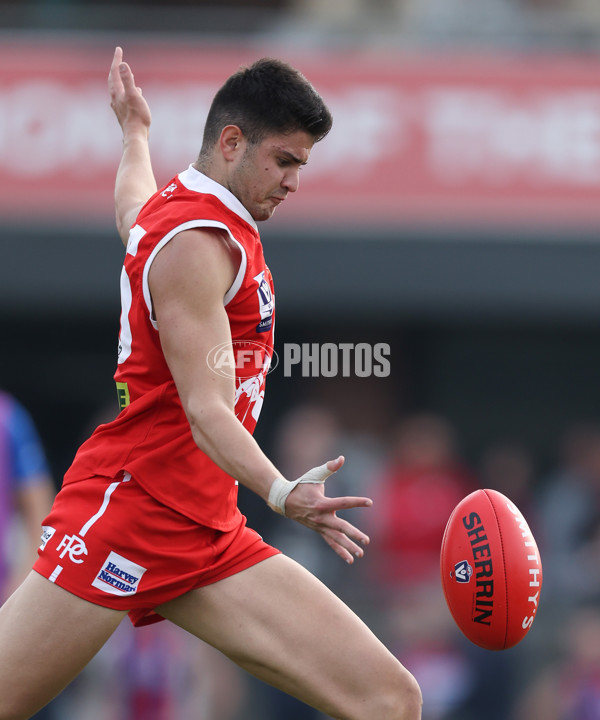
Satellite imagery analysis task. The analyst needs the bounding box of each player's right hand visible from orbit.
[282,457,373,565]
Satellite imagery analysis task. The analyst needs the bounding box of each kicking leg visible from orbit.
[0,571,126,720]
[156,554,422,720]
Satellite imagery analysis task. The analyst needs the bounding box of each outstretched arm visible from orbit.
[108,46,157,245]
[150,229,373,564]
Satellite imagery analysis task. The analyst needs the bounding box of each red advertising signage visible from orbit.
[1,38,599,231]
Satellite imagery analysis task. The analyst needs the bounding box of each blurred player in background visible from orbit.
[0,391,56,719]
[0,390,54,603]
[0,48,422,719]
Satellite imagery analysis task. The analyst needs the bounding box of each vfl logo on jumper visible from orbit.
[57,533,88,564]
[39,525,56,551]
[453,560,473,584]
[92,551,147,597]
[254,271,274,332]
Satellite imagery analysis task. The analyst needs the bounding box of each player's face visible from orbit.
[229,130,314,222]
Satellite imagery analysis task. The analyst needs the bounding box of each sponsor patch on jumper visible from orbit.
[254,270,274,332]
[92,551,147,597]
[39,525,56,551]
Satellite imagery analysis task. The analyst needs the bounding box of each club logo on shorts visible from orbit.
[57,533,88,564]
[39,526,56,551]
[92,551,147,597]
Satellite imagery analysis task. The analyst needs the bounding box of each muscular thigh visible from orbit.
[156,554,405,717]
[0,571,125,718]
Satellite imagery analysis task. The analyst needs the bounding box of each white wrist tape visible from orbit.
[267,462,334,516]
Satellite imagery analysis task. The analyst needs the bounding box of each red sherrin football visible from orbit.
[440,488,542,651]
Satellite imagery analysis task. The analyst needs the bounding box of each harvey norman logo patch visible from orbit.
[92,551,147,597]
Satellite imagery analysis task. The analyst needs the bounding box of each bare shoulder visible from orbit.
[149,227,241,307]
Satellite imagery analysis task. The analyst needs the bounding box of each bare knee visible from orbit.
[357,666,422,720]
[392,668,423,720]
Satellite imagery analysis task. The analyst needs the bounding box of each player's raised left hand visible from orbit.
[108,46,152,137]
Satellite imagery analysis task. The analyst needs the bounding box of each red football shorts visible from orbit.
[33,471,279,626]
